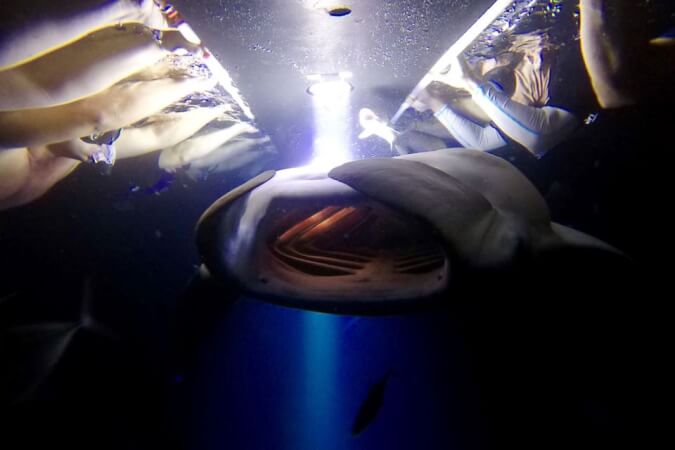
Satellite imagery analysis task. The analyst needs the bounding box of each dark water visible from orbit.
[1,1,673,449]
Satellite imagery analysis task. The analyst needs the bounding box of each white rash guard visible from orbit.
[435,81,578,157]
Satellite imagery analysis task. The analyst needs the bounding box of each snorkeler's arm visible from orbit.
[579,0,636,108]
[433,105,507,151]
[410,83,505,151]
[466,81,578,157]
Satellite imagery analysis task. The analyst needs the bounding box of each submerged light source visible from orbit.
[306,72,354,98]
[306,72,354,171]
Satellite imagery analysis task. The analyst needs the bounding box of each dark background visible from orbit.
[1,1,673,449]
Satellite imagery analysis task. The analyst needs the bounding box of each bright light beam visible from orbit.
[307,74,353,171]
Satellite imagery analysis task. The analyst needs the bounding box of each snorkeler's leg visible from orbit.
[579,0,636,108]
[0,23,204,111]
[579,0,675,106]
[158,122,258,170]
[0,0,166,67]
[0,146,80,211]
[0,74,217,149]
[0,148,31,203]
[115,104,232,159]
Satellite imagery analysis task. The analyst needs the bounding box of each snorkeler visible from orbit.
[579,0,675,108]
[405,33,578,158]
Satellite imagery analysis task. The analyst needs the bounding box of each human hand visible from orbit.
[409,87,446,113]
[432,56,465,88]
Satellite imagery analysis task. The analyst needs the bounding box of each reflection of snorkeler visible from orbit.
[395,34,578,158]
[0,58,217,209]
[0,54,215,150]
[0,22,203,111]
[0,97,231,209]
[0,0,168,67]
[0,64,218,211]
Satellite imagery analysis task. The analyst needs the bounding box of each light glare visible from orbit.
[306,76,353,171]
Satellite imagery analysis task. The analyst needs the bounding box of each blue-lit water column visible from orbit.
[298,73,355,448]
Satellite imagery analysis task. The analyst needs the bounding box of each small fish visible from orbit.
[351,369,393,436]
[358,108,399,147]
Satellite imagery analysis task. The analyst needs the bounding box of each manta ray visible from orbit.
[194,148,623,312]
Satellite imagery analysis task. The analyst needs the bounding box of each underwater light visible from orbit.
[306,72,354,98]
[307,80,353,98]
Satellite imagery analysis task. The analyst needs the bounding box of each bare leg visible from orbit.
[0,0,167,67]
[0,148,30,202]
[115,105,232,159]
[158,122,258,170]
[0,72,217,149]
[579,0,634,108]
[0,146,80,211]
[0,23,203,110]
[580,0,675,108]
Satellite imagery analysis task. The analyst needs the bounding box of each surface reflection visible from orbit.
[0,1,275,211]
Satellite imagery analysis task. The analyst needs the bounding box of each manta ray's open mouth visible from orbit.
[269,205,446,277]
[249,200,450,306]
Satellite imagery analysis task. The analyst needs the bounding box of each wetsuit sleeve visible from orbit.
[471,81,579,157]
[433,105,507,151]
